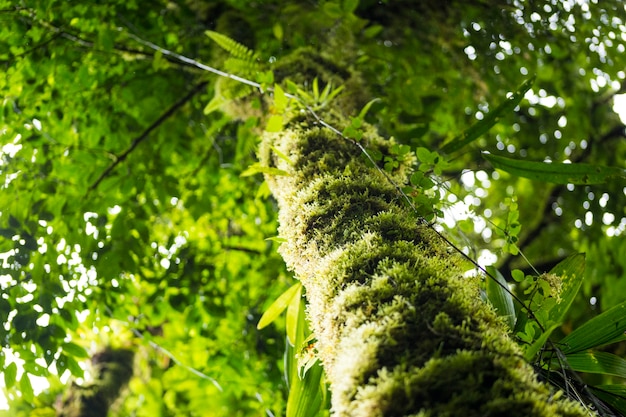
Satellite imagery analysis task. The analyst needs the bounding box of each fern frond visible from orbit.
[206,30,258,62]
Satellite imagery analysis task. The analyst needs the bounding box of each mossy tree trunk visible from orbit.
[256,60,588,416]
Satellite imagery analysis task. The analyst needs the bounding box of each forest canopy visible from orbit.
[1,0,625,416]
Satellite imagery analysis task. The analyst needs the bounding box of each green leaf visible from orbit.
[543,253,585,328]
[589,385,626,416]
[343,0,359,14]
[482,153,626,185]
[66,355,84,378]
[357,98,380,120]
[560,351,626,378]
[62,342,89,358]
[441,77,534,154]
[4,362,17,389]
[274,84,288,110]
[257,282,302,330]
[525,322,560,362]
[485,266,516,331]
[286,284,303,345]
[286,361,325,417]
[20,374,34,402]
[266,114,284,132]
[241,163,289,177]
[559,300,626,354]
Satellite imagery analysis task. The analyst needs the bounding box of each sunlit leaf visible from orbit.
[286,284,303,345]
[257,282,302,330]
[4,362,17,389]
[62,342,89,358]
[286,361,325,417]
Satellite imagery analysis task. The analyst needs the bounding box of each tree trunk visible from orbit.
[257,56,587,416]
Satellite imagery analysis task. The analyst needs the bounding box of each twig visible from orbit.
[88,81,208,192]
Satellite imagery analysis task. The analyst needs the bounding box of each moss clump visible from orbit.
[257,55,587,416]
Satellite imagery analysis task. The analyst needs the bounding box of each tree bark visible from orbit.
[257,61,587,416]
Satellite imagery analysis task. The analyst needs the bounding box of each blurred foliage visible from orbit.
[0,0,625,415]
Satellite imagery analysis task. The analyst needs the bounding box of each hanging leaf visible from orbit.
[482,153,626,185]
[441,77,534,154]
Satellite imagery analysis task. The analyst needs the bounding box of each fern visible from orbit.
[205,30,259,74]
[204,30,264,114]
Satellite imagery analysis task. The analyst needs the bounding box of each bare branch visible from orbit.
[88,81,208,193]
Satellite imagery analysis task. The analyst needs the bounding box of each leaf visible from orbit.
[62,342,89,358]
[559,300,626,354]
[205,30,256,61]
[240,163,289,177]
[482,153,626,185]
[20,374,34,402]
[543,253,585,329]
[525,322,560,362]
[485,266,516,331]
[4,362,17,389]
[66,355,84,378]
[589,385,626,416]
[357,98,381,120]
[286,284,303,345]
[559,351,626,378]
[266,114,284,132]
[273,84,288,111]
[257,282,302,330]
[441,77,534,154]
[286,361,325,417]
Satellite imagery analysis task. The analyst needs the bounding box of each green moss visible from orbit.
[257,56,587,416]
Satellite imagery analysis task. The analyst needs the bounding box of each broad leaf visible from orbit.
[482,153,626,185]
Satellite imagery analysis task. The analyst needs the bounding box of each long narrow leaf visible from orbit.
[525,323,560,362]
[589,385,626,416]
[545,253,585,327]
[286,362,325,417]
[482,153,626,185]
[441,77,534,154]
[286,284,303,345]
[559,351,626,378]
[257,282,302,330]
[559,300,626,354]
[485,266,516,331]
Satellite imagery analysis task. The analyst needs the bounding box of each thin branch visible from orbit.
[88,81,208,192]
[124,31,263,90]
